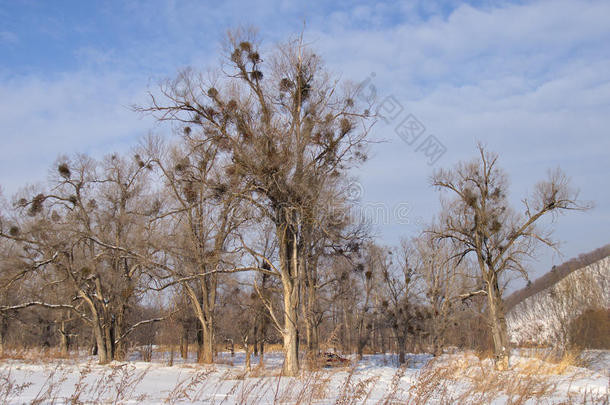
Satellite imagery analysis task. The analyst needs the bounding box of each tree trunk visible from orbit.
[259,341,265,369]
[194,315,214,364]
[114,309,126,360]
[356,319,368,360]
[310,322,319,356]
[277,220,300,376]
[303,255,320,362]
[93,323,109,364]
[85,297,109,365]
[0,317,6,357]
[303,310,320,362]
[356,321,365,361]
[487,279,510,370]
[180,323,188,359]
[396,332,406,364]
[343,305,351,354]
[245,341,251,371]
[104,319,115,362]
[196,327,204,362]
[59,320,69,355]
[357,339,364,361]
[186,283,215,364]
[200,322,214,363]
[304,319,314,366]
[282,283,300,376]
[199,273,217,364]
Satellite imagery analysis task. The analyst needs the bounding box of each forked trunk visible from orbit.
[187,284,215,364]
[87,301,109,364]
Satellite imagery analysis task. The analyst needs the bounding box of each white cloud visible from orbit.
[0,71,157,193]
[299,0,610,281]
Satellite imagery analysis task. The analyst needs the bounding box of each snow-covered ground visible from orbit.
[0,349,607,404]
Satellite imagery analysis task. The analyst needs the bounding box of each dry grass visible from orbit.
[162,368,216,404]
[214,357,236,366]
[0,346,76,362]
[0,350,606,404]
[260,343,284,353]
[401,351,608,405]
[0,367,32,404]
[514,348,584,375]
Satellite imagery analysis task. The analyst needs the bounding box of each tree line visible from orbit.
[0,29,589,374]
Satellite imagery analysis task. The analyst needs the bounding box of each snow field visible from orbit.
[0,350,607,404]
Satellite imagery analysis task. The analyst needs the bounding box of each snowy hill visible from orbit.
[507,255,610,347]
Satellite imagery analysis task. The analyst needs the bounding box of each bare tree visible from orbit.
[414,236,475,355]
[137,29,373,375]
[375,243,417,364]
[142,135,246,364]
[299,181,367,362]
[429,144,589,370]
[338,243,378,360]
[0,153,166,364]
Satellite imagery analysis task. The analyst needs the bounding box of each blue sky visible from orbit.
[1,0,609,287]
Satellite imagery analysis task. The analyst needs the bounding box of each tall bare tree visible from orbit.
[138,29,373,375]
[429,144,589,370]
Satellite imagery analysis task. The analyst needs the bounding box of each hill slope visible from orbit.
[507,252,610,347]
